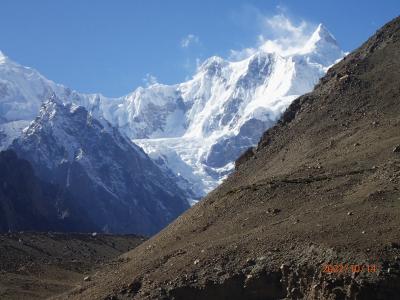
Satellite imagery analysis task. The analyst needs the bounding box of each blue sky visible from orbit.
[0,0,398,97]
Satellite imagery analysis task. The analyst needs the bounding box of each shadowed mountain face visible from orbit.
[10,98,189,235]
[0,150,96,232]
[59,17,400,300]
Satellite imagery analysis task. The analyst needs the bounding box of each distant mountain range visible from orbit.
[0,23,343,233]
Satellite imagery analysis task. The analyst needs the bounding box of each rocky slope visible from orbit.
[10,97,189,235]
[0,150,95,233]
[59,16,400,300]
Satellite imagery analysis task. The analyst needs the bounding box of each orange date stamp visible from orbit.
[322,264,378,274]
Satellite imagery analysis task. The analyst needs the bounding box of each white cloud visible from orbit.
[142,73,158,87]
[181,34,200,48]
[259,14,314,55]
[229,12,317,60]
[229,47,257,61]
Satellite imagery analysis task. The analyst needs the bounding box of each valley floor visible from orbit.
[0,232,144,299]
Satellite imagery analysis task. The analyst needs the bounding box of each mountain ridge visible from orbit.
[10,96,190,235]
[0,23,344,198]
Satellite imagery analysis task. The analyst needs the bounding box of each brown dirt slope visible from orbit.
[0,232,144,299]
[62,16,400,300]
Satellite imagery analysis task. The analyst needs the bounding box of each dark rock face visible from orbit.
[11,98,189,235]
[0,150,95,232]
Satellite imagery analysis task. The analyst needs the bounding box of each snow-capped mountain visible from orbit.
[0,50,100,148]
[10,96,189,235]
[0,23,344,199]
[102,24,345,197]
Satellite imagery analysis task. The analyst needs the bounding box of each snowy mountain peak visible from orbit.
[257,23,342,64]
[198,56,227,76]
[11,96,189,234]
[307,24,339,50]
[301,24,344,65]
[36,94,70,122]
[27,96,89,144]
[313,24,338,45]
[200,55,225,67]
[42,92,62,107]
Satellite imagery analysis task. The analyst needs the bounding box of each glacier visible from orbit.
[0,24,344,200]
